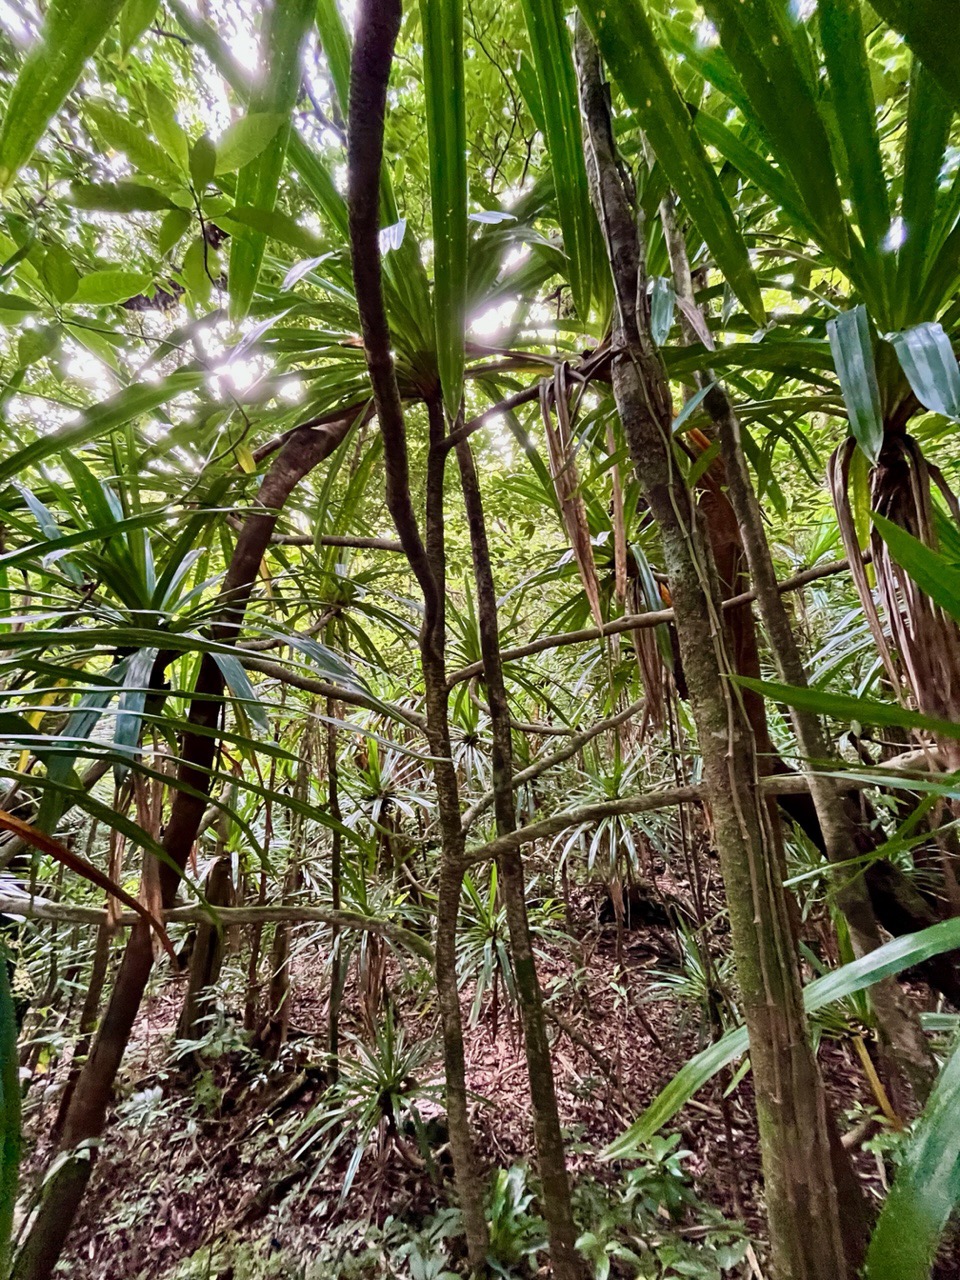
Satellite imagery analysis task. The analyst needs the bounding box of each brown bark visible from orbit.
[456,436,583,1278]
[176,856,233,1046]
[659,197,935,1108]
[576,26,863,1278]
[326,699,344,1082]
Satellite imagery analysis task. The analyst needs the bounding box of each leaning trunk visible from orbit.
[346,3,489,1263]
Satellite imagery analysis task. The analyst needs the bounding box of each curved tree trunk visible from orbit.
[346,4,489,1265]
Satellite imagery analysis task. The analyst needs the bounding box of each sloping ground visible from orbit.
[18,904,958,1280]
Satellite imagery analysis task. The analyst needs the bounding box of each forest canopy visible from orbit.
[0,2,959,1279]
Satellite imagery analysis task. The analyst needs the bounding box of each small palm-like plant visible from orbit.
[457,867,565,1037]
[294,1009,442,1202]
[645,922,738,1046]
[555,753,674,886]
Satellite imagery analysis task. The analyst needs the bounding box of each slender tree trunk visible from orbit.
[12,418,355,1280]
[257,725,314,1060]
[456,436,583,1278]
[176,856,233,1051]
[257,858,300,1060]
[326,698,343,1083]
[659,197,935,1109]
[347,3,488,1265]
[50,921,112,1142]
[576,27,863,1278]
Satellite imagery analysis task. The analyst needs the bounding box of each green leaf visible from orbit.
[817,0,889,259]
[227,0,315,321]
[85,100,184,184]
[0,0,126,190]
[649,277,675,347]
[181,237,213,307]
[119,0,160,57]
[189,134,216,191]
[872,513,960,622]
[865,1032,960,1279]
[315,0,352,117]
[868,0,960,109]
[213,113,286,176]
[515,52,546,137]
[158,208,192,255]
[578,0,765,325]
[0,295,41,325]
[68,181,177,213]
[40,244,80,304]
[607,916,960,1156]
[168,0,349,241]
[143,80,191,172]
[897,62,953,325]
[0,946,20,1273]
[694,113,818,245]
[698,0,848,261]
[65,322,124,374]
[888,321,960,420]
[72,270,151,305]
[17,325,59,368]
[734,676,960,744]
[222,206,324,257]
[519,0,594,319]
[112,646,158,781]
[827,305,884,464]
[211,652,269,735]
[0,369,204,484]
[420,0,468,417]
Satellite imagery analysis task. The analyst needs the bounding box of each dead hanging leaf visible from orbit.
[829,437,901,693]
[541,367,605,630]
[628,578,665,731]
[0,809,176,961]
[606,420,628,608]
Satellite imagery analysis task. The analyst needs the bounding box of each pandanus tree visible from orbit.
[623,0,960,746]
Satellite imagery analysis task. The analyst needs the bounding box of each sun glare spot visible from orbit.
[884,217,906,251]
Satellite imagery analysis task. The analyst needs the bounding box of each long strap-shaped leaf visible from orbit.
[896,62,954,327]
[577,0,764,326]
[0,0,125,189]
[316,0,352,120]
[420,0,468,417]
[228,0,316,321]
[868,0,960,110]
[520,0,595,319]
[865,1030,960,1279]
[818,0,890,271]
[698,0,848,262]
[0,370,203,486]
[827,305,884,464]
[605,914,960,1156]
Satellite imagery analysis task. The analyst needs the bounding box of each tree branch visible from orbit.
[0,895,433,961]
[447,557,856,687]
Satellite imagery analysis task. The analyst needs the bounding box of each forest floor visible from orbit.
[17,885,960,1280]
